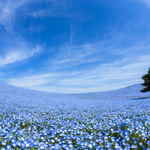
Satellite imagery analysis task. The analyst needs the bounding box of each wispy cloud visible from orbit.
[0,0,29,31]
[29,0,68,17]
[1,0,150,93]
[6,51,150,93]
[0,0,44,66]
[49,27,150,71]
[7,73,54,88]
[0,45,43,67]
[29,0,86,22]
[141,0,150,7]
[49,42,114,71]
[70,26,74,44]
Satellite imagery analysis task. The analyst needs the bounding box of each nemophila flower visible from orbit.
[29,138,34,143]
[131,145,138,149]
[99,139,104,144]
[96,145,101,149]
[11,138,16,143]
[139,142,143,146]
[106,142,112,148]
[51,139,55,143]
[21,142,26,148]
[142,145,146,149]
[39,144,45,149]
[12,142,17,147]
[125,136,130,141]
[20,136,24,141]
[24,142,30,148]
[41,136,46,142]
[6,145,11,149]
[147,141,150,145]
[104,136,108,140]
[1,140,6,146]
[16,141,22,147]
[33,141,38,146]
[88,143,93,148]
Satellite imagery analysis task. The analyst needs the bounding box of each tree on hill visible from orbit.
[141,68,150,92]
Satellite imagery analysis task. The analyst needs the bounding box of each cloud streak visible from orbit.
[141,0,150,7]
[7,51,150,93]
[0,0,44,67]
[0,0,29,32]
[0,45,43,67]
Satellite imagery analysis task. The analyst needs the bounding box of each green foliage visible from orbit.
[141,68,150,92]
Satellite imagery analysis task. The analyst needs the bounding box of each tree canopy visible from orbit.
[141,68,150,92]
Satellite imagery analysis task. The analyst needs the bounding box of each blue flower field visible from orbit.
[0,83,150,150]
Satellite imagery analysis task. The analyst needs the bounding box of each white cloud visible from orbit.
[7,73,53,87]
[50,43,112,70]
[49,36,150,72]
[6,53,150,93]
[0,45,43,66]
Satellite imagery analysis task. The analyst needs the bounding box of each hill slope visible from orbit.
[0,83,149,102]
[72,84,150,100]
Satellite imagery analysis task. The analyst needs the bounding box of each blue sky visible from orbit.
[0,0,150,93]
